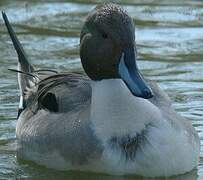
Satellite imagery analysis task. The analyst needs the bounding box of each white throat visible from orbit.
[90,79,161,142]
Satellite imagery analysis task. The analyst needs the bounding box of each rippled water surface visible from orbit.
[0,0,203,179]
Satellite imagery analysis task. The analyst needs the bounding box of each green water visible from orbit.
[0,0,203,179]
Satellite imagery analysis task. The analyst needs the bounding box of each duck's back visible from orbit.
[16,73,103,169]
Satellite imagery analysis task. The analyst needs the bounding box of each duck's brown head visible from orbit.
[80,3,153,99]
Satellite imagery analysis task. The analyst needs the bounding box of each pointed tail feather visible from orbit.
[2,12,37,117]
[2,11,33,72]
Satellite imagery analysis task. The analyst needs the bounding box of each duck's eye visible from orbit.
[102,33,108,39]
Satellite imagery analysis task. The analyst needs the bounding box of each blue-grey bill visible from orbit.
[118,52,153,99]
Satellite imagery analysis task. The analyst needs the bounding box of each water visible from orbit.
[0,0,203,179]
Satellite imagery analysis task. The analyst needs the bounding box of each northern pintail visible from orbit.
[2,3,200,177]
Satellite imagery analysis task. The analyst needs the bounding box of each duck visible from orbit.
[2,3,200,177]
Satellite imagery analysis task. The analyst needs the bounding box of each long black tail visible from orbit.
[2,12,35,117]
[2,12,33,70]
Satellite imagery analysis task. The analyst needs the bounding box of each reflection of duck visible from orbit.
[2,3,199,177]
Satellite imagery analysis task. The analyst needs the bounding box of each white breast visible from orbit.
[89,79,199,177]
[90,79,162,141]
